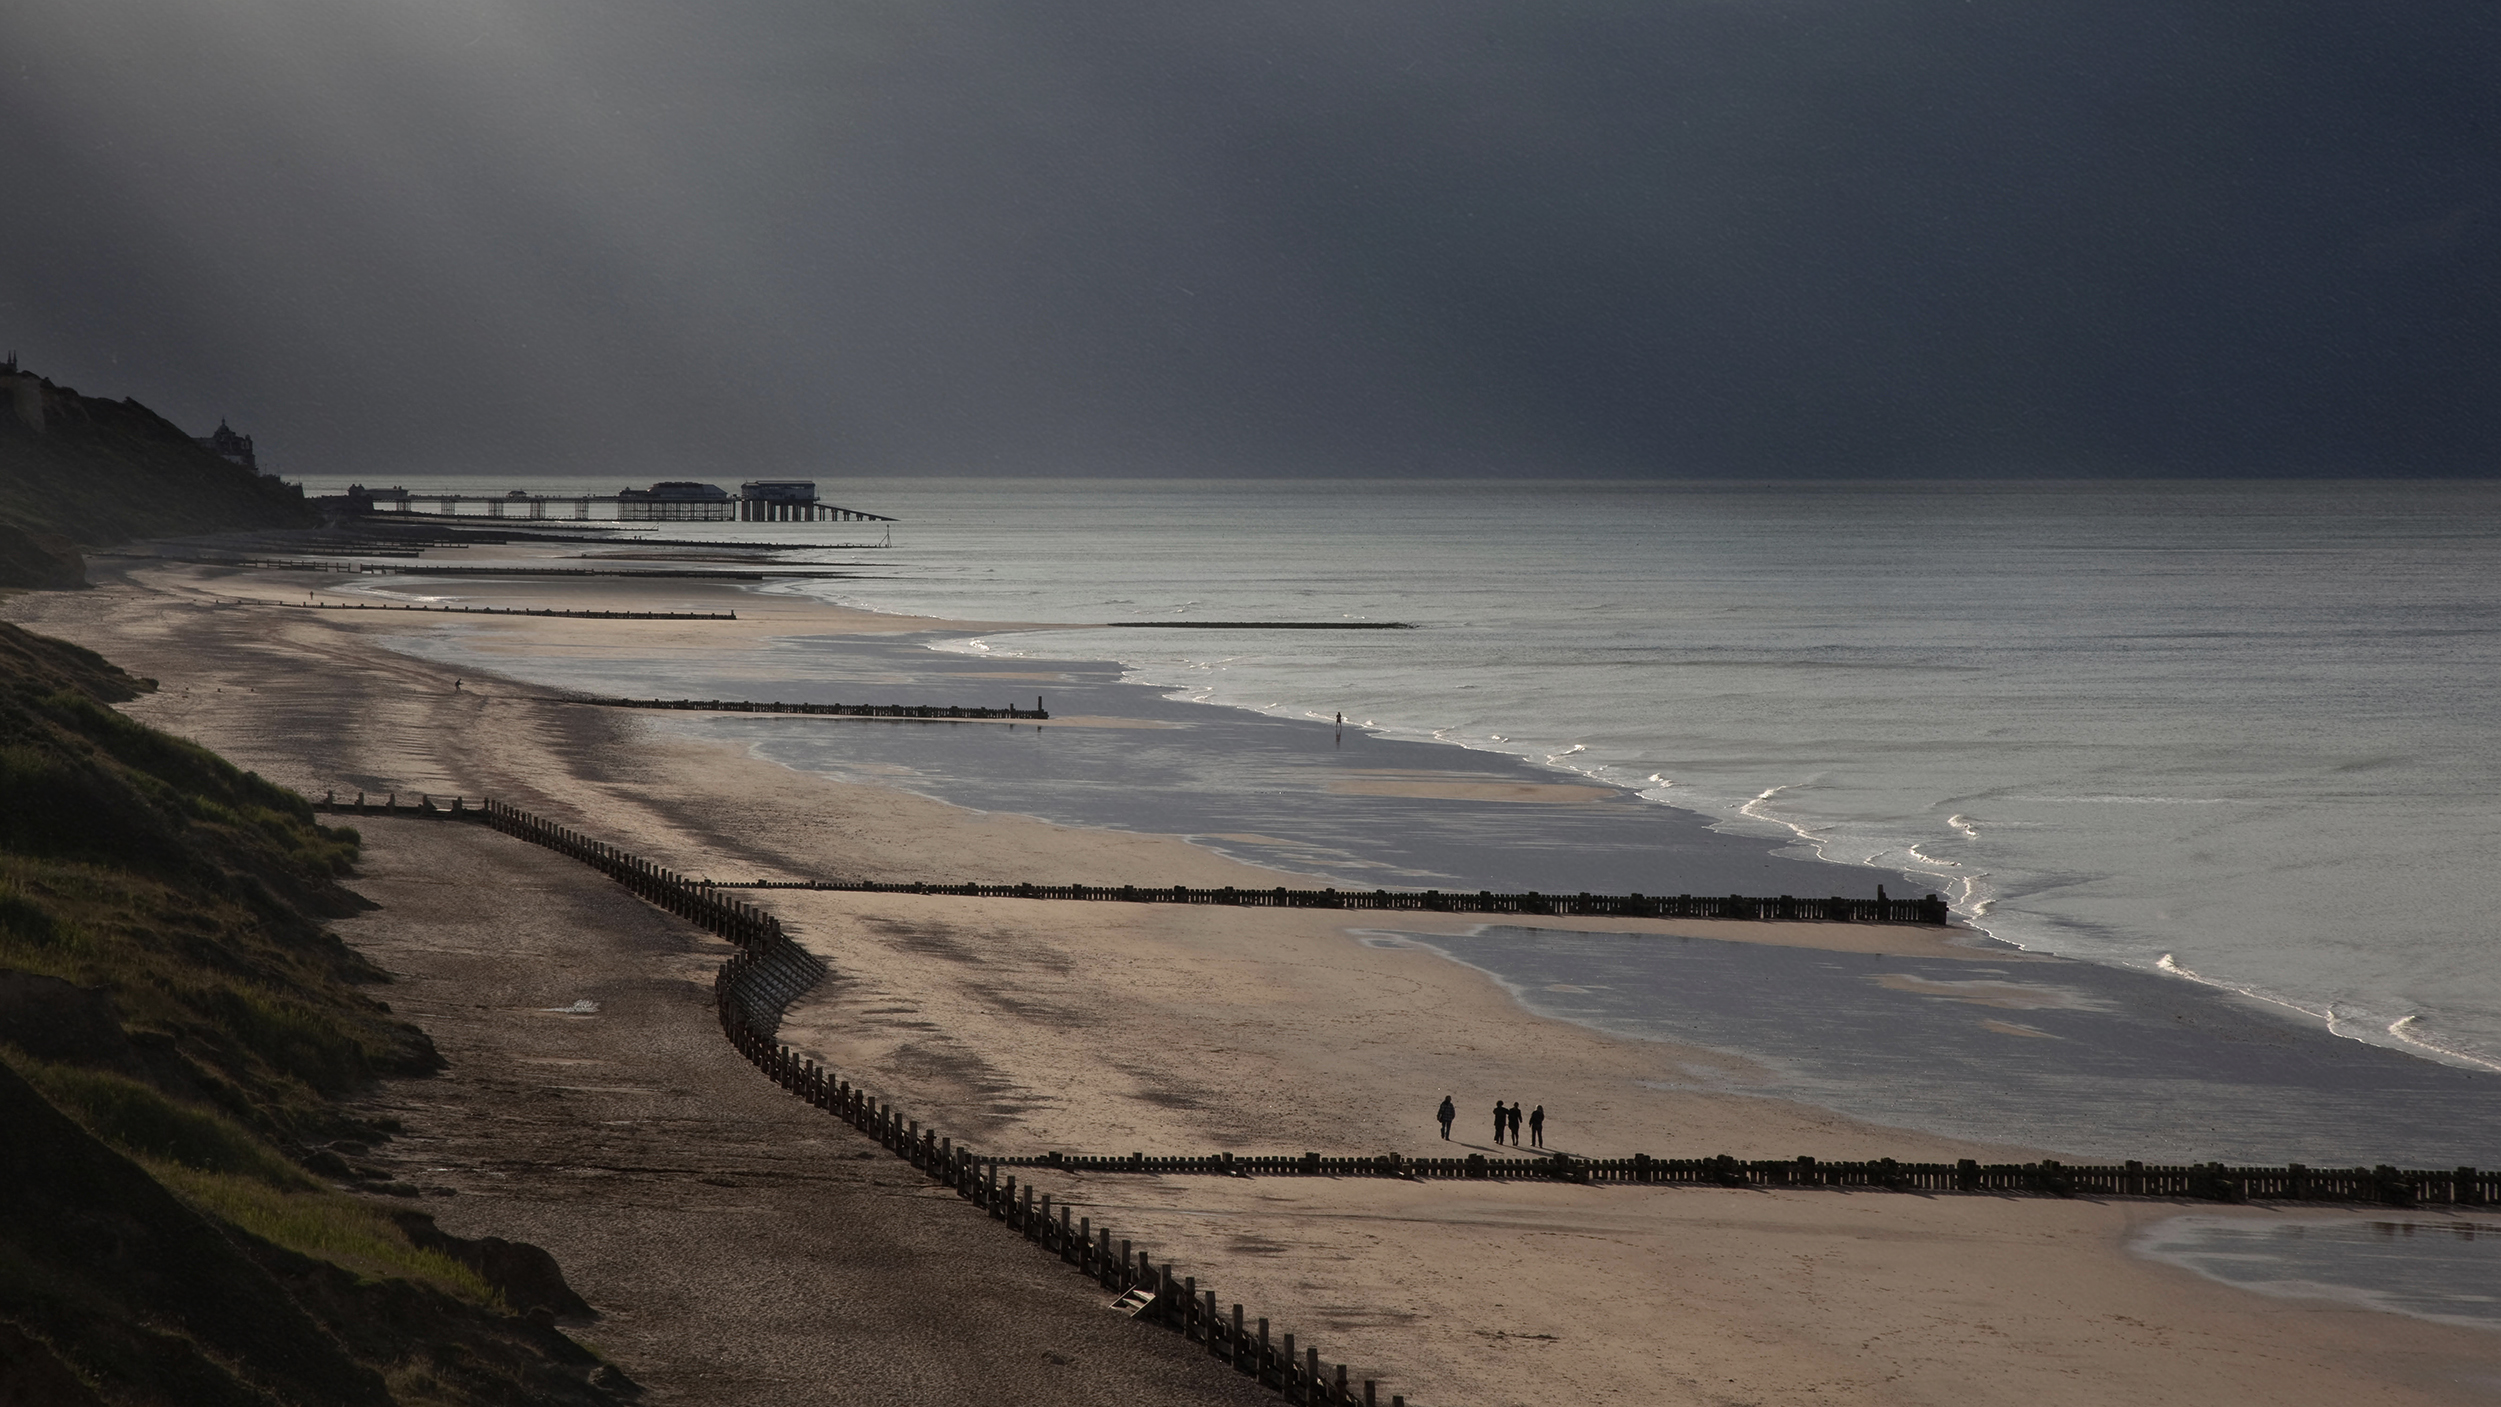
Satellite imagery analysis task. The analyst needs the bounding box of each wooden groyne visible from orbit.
[317,791,2498,1215]
[439,795,1409,1407]
[262,601,736,620]
[105,551,846,579]
[716,877,1954,926]
[302,795,1938,926]
[566,696,1051,721]
[313,793,2499,1406]
[974,1150,2498,1206]
[277,558,845,580]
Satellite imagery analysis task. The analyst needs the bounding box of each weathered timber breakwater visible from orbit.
[313,791,2501,1214]
[974,1150,2501,1204]
[101,551,850,580]
[713,877,1952,925]
[437,795,1415,1407]
[300,797,2501,1402]
[247,600,739,620]
[564,695,1052,721]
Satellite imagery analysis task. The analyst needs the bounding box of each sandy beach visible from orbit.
[11,545,2497,1406]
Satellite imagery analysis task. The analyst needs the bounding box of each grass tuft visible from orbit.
[9,1057,309,1185]
[145,1163,504,1309]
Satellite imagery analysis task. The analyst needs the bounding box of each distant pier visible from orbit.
[328,478,895,523]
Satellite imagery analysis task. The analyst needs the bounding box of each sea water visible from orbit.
[763,478,2501,1075]
[2133,1214,2501,1330]
[312,476,2501,1078]
[305,473,2501,1327]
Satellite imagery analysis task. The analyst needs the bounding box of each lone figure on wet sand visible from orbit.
[1528,1105,1545,1147]
[1437,1095,1456,1139]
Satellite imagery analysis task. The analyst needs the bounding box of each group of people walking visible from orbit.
[1434,1094,1546,1148]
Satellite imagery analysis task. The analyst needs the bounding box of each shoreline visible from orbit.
[31,549,2497,1139]
[36,548,2497,1151]
[11,551,2499,1404]
[326,542,2501,1093]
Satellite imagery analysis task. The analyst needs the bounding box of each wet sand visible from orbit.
[9,549,2496,1406]
[323,816,1273,1407]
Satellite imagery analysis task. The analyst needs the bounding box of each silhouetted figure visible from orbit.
[1437,1095,1456,1140]
[1505,1102,1523,1145]
[1528,1105,1545,1147]
[1877,884,1888,902]
[1492,1101,1506,1144]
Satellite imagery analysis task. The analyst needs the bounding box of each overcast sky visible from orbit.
[3,0,2494,479]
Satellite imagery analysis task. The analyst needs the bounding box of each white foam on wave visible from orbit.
[2386,1015,2501,1074]
[2150,955,2501,1072]
[798,484,2501,1084]
[2157,952,2339,1025]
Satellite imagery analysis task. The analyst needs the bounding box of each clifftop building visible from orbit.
[193,419,259,473]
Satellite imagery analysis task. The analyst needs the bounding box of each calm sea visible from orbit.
[306,476,2501,1076]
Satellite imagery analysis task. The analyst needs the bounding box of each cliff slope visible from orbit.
[0,365,314,587]
[0,620,631,1406]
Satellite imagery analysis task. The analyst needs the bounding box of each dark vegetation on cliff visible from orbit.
[0,621,631,1406]
[0,364,314,587]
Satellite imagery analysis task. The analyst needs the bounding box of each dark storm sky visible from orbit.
[2,0,2495,479]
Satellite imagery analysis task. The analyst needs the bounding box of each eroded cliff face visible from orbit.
[0,364,314,585]
[0,619,632,1407]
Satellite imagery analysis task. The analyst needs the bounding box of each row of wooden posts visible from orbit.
[275,600,737,620]
[325,791,2493,1211]
[233,557,831,580]
[443,795,1409,1406]
[318,792,2490,1210]
[976,1150,2494,1207]
[578,696,1052,721]
[314,793,1947,928]
[324,788,2501,1386]
[715,876,1954,926]
[719,978,1409,1406]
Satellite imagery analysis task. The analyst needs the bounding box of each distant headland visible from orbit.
[0,354,310,587]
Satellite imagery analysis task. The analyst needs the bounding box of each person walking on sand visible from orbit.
[1506,1102,1523,1145]
[1528,1105,1545,1148]
[1492,1100,1507,1144]
[1437,1095,1456,1140]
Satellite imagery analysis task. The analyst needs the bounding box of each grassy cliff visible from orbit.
[0,364,315,587]
[0,621,630,1406]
